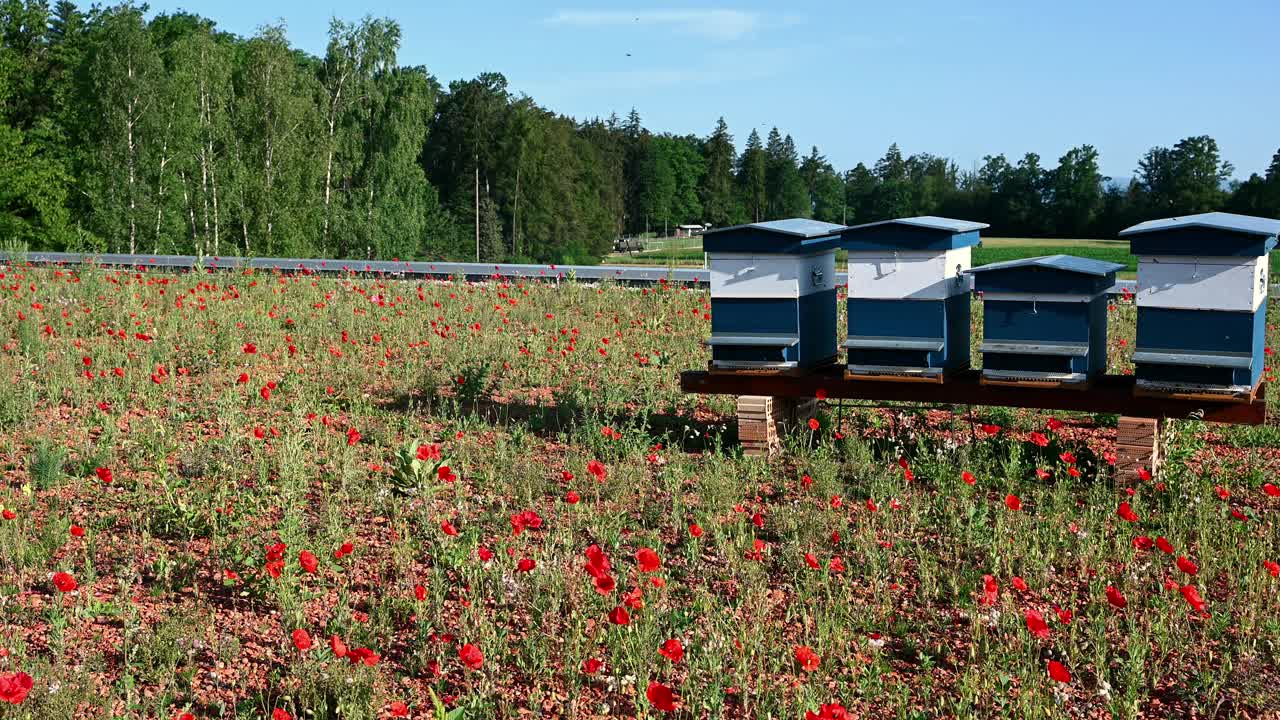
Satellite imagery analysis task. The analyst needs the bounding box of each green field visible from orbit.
[608,236,1280,280]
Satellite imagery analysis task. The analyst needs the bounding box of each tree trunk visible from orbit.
[474,159,480,262]
[181,170,198,256]
[513,160,521,257]
[153,106,174,254]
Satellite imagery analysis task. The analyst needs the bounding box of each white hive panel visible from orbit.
[709,252,834,299]
[846,248,971,300]
[1137,255,1266,312]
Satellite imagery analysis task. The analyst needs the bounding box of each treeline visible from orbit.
[1,3,1279,264]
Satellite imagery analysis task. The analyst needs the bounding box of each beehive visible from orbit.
[1120,212,1280,397]
[967,255,1123,385]
[838,216,988,379]
[703,219,843,371]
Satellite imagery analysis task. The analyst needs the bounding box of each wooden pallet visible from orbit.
[736,395,818,457]
[1115,416,1162,483]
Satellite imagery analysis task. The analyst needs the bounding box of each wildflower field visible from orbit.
[0,264,1278,719]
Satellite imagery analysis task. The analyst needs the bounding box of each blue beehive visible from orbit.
[838,216,988,379]
[1120,212,1280,396]
[967,255,1123,384]
[703,219,843,371]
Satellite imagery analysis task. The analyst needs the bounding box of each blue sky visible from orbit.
[125,0,1278,179]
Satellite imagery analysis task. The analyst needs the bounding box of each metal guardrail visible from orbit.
[4,250,1157,295]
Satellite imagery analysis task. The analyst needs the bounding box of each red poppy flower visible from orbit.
[346,427,361,446]
[1176,556,1198,576]
[865,498,878,512]
[981,424,1001,435]
[1047,659,1071,683]
[658,638,684,663]
[517,557,536,572]
[440,520,459,536]
[582,657,603,674]
[243,343,257,354]
[564,490,580,504]
[1054,605,1073,624]
[980,574,999,606]
[804,552,820,570]
[585,544,611,575]
[815,388,827,400]
[1262,560,1279,577]
[389,701,409,718]
[688,523,703,538]
[1180,584,1208,615]
[414,584,427,601]
[807,417,820,431]
[1004,494,1022,511]
[1116,501,1139,523]
[592,574,616,594]
[478,546,494,562]
[1011,576,1029,593]
[829,556,845,573]
[259,386,271,401]
[437,465,457,483]
[1133,535,1154,550]
[237,372,249,384]
[961,471,976,485]
[806,703,852,720]
[1264,482,1280,497]
[1,509,13,521]
[1059,451,1076,465]
[70,525,85,537]
[646,681,679,712]
[299,550,318,574]
[459,643,484,669]
[1137,467,1152,481]
[793,645,820,672]
[587,460,607,482]
[636,547,661,572]
[1028,432,1049,447]
[1214,485,1229,500]
[0,671,33,704]
[94,467,113,484]
[1155,536,1174,554]
[329,634,348,658]
[272,709,290,720]
[52,571,77,592]
[292,628,312,651]
[1035,468,1051,480]
[1024,608,1050,640]
[1105,585,1127,609]
[346,647,379,666]
[608,606,630,625]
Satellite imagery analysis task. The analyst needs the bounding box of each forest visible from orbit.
[1,2,1279,263]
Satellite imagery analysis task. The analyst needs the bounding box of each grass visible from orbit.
[0,264,1276,718]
